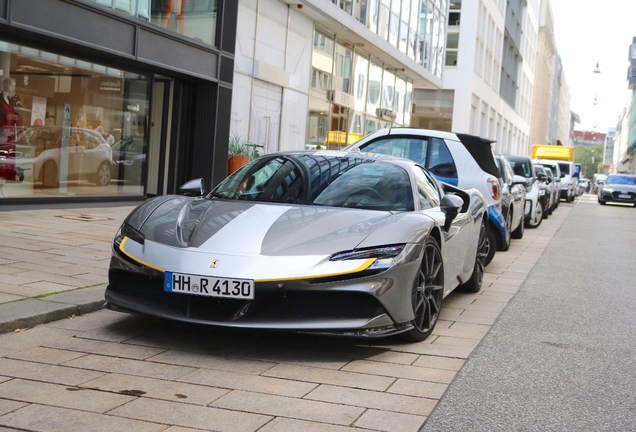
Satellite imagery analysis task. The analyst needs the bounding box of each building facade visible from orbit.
[230,0,447,154]
[412,0,540,157]
[0,0,239,203]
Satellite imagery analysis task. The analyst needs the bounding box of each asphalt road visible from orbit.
[420,196,636,431]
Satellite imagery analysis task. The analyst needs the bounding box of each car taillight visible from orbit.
[487,178,501,200]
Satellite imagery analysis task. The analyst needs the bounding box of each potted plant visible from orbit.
[227,135,252,174]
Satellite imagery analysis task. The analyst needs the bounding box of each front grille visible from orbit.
[108,269,385,322]
[611,191,636,201]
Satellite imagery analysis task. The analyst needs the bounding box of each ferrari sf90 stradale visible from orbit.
[106,151,487,341]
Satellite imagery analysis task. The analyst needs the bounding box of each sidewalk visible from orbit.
[0,206,136,334]
[0,203,575,431]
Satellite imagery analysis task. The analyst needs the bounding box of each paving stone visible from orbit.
[0,400,26,417]
[258,418,357,432]
[149,349,277,375]
[22,281,77,293]
[211,390,363,426]
[46,309,130,332]
[387,378,448,400]
[0,326,77,351]
[431,336,480,351]
[306,384,436,416]
[6,347,86,365]
[0,293,23,303]
[229,347,349,371]
[63,354,196,381]
[45,336,167,360]
[342,360,456,383]
[412,355,465,371]
[82,373,230,406]
[42,286,107,315]
[263,363,394,392]
[0,404,165,432]
[178,367,317,397]
[0,358,104,386]
[0,379,134,413]
[110,397,272,432]
[0,300,78,335]
[354,409,426,432]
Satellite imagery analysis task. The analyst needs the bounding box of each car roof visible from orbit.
[359,127,501,178]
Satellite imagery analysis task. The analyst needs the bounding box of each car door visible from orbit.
[413,166,470,295]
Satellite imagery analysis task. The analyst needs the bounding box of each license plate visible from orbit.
[164,272,254,300]
[618,194,631,199]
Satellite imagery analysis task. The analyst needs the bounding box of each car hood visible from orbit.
[605,183,636,192]
[126,196,423,256]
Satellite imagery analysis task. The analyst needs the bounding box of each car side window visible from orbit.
[358,137,428,166]
[427,138,457,179]
[504,161,514,183]
[413,166,441,210]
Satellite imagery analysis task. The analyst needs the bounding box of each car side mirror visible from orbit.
[440,194,464,231]
[512,175,527,185]
[537,173,547,181]
[555,177,561,182]
[179,178,205,197]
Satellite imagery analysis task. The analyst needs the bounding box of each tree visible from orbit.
[574,144,604,178]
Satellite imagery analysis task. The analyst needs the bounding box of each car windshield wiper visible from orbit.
[209,192,231,199]
[287,198,321,205]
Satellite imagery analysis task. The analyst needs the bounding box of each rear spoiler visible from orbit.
[455,133,501,178]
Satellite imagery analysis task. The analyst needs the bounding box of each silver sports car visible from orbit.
[106,151,488,341]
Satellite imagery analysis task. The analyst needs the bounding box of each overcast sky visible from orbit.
[550,0,635,133]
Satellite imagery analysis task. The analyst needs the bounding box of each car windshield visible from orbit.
[606,175,636,185]
[558,163,570,176]
[212,154,415,211]
[508,158,533,178]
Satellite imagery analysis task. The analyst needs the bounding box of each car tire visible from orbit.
[511,214,525,239]
[526,201,543,228]
[41,160,59,188]
[500,210,511,252]
[599,200,606,205]
[484,227,496,266]
[399,236,444,342]
[460,220,487,293]
[93,162,112,186]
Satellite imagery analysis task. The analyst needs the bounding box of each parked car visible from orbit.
[507,155,542,228]
[533,159,577,202]
[15,125,113,187]
[533,164,554,219]
[597,174,636,206]
[495,154,526,243]
[542,166,560,212]
[346,128,503,266]
[106,151,489,342]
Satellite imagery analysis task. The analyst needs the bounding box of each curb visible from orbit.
[0,286,107,335]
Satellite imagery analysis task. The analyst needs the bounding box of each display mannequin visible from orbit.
[0,77,17,198]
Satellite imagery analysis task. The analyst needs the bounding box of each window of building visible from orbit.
[445,32,459,66]
[90,0,218,47]
[0,40,150,199]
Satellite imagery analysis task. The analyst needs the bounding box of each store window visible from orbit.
[89,0,218,47]
[0,41,150,200]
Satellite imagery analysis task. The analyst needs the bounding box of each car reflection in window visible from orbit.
[213,154,414,211]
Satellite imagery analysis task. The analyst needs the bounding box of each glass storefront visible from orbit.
[0,41,150,199]
[89,0,218,47]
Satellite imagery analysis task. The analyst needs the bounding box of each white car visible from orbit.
[346,128,505,265]
[506,155,543,228]
[16,126,113,188]
[532,159,577,202]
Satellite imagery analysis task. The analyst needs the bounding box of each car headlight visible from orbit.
[602,187,613,193]
[330,244,405,271]
[114,222,145,250]
[538,189,546,196]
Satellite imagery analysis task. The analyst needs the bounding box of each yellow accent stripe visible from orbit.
[255,258,376,282]
[119,237,166,272]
